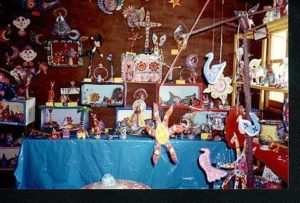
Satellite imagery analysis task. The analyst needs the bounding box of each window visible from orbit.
[268,28,288,104]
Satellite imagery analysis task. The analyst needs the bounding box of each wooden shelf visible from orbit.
[234,82,288,93]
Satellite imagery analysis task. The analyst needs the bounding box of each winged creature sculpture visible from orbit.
[203,52,226,84]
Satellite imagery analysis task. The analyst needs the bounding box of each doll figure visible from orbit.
[126,88,148,132]
[51,7,71,37]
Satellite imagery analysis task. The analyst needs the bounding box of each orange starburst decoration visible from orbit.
[168,0,181,8]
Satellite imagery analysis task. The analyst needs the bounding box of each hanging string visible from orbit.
[212,0,216,54]
[219,0,224,63]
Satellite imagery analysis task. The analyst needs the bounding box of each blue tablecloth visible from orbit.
[15,136,235,189]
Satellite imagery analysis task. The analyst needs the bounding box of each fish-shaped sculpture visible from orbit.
[203,52,226,84]
[237,112,261,137]
[199,148,227,183]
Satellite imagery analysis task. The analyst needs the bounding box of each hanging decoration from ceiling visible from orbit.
[97,0,124,15]
[203,74,233,105]
[203,52,226,85]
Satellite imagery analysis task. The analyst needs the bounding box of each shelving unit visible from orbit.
[231,16,288,111]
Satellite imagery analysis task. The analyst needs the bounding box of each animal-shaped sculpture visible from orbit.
[165,91,181,106]
[203,52,226,85]
[199,148,228,183]
[237,112,260,137]
[234,4,260,31]
[173,24,188,50]
[249,58,267,85]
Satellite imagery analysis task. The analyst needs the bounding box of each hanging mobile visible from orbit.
[93,63,108,83]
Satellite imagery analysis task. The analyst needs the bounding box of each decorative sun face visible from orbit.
[203,74,233,104]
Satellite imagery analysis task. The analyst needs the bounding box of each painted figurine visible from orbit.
[51,7,71,37]
[48,81,55,102]
[91,113,103,139]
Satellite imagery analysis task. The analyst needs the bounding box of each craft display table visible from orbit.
[15,136,235,189]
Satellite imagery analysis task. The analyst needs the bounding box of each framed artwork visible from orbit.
[158,83,204,109]
[47,40,83,67]
[115,106,154,128]
[80,83,125,107]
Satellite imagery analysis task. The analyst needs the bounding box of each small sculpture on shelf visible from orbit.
[76,107,91,139]
[48,81,55,103]
[91,113,104,139]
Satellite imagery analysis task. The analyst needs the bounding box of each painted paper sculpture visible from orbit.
[237,112,260,137]
[203,52,226,85]
[82,173,150,189]
[145,103,185,165]
[203,74,233,105]
[199,148,228,183]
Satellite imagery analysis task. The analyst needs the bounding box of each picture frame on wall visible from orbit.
[46,40,83,67]
[80,82,126,107]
